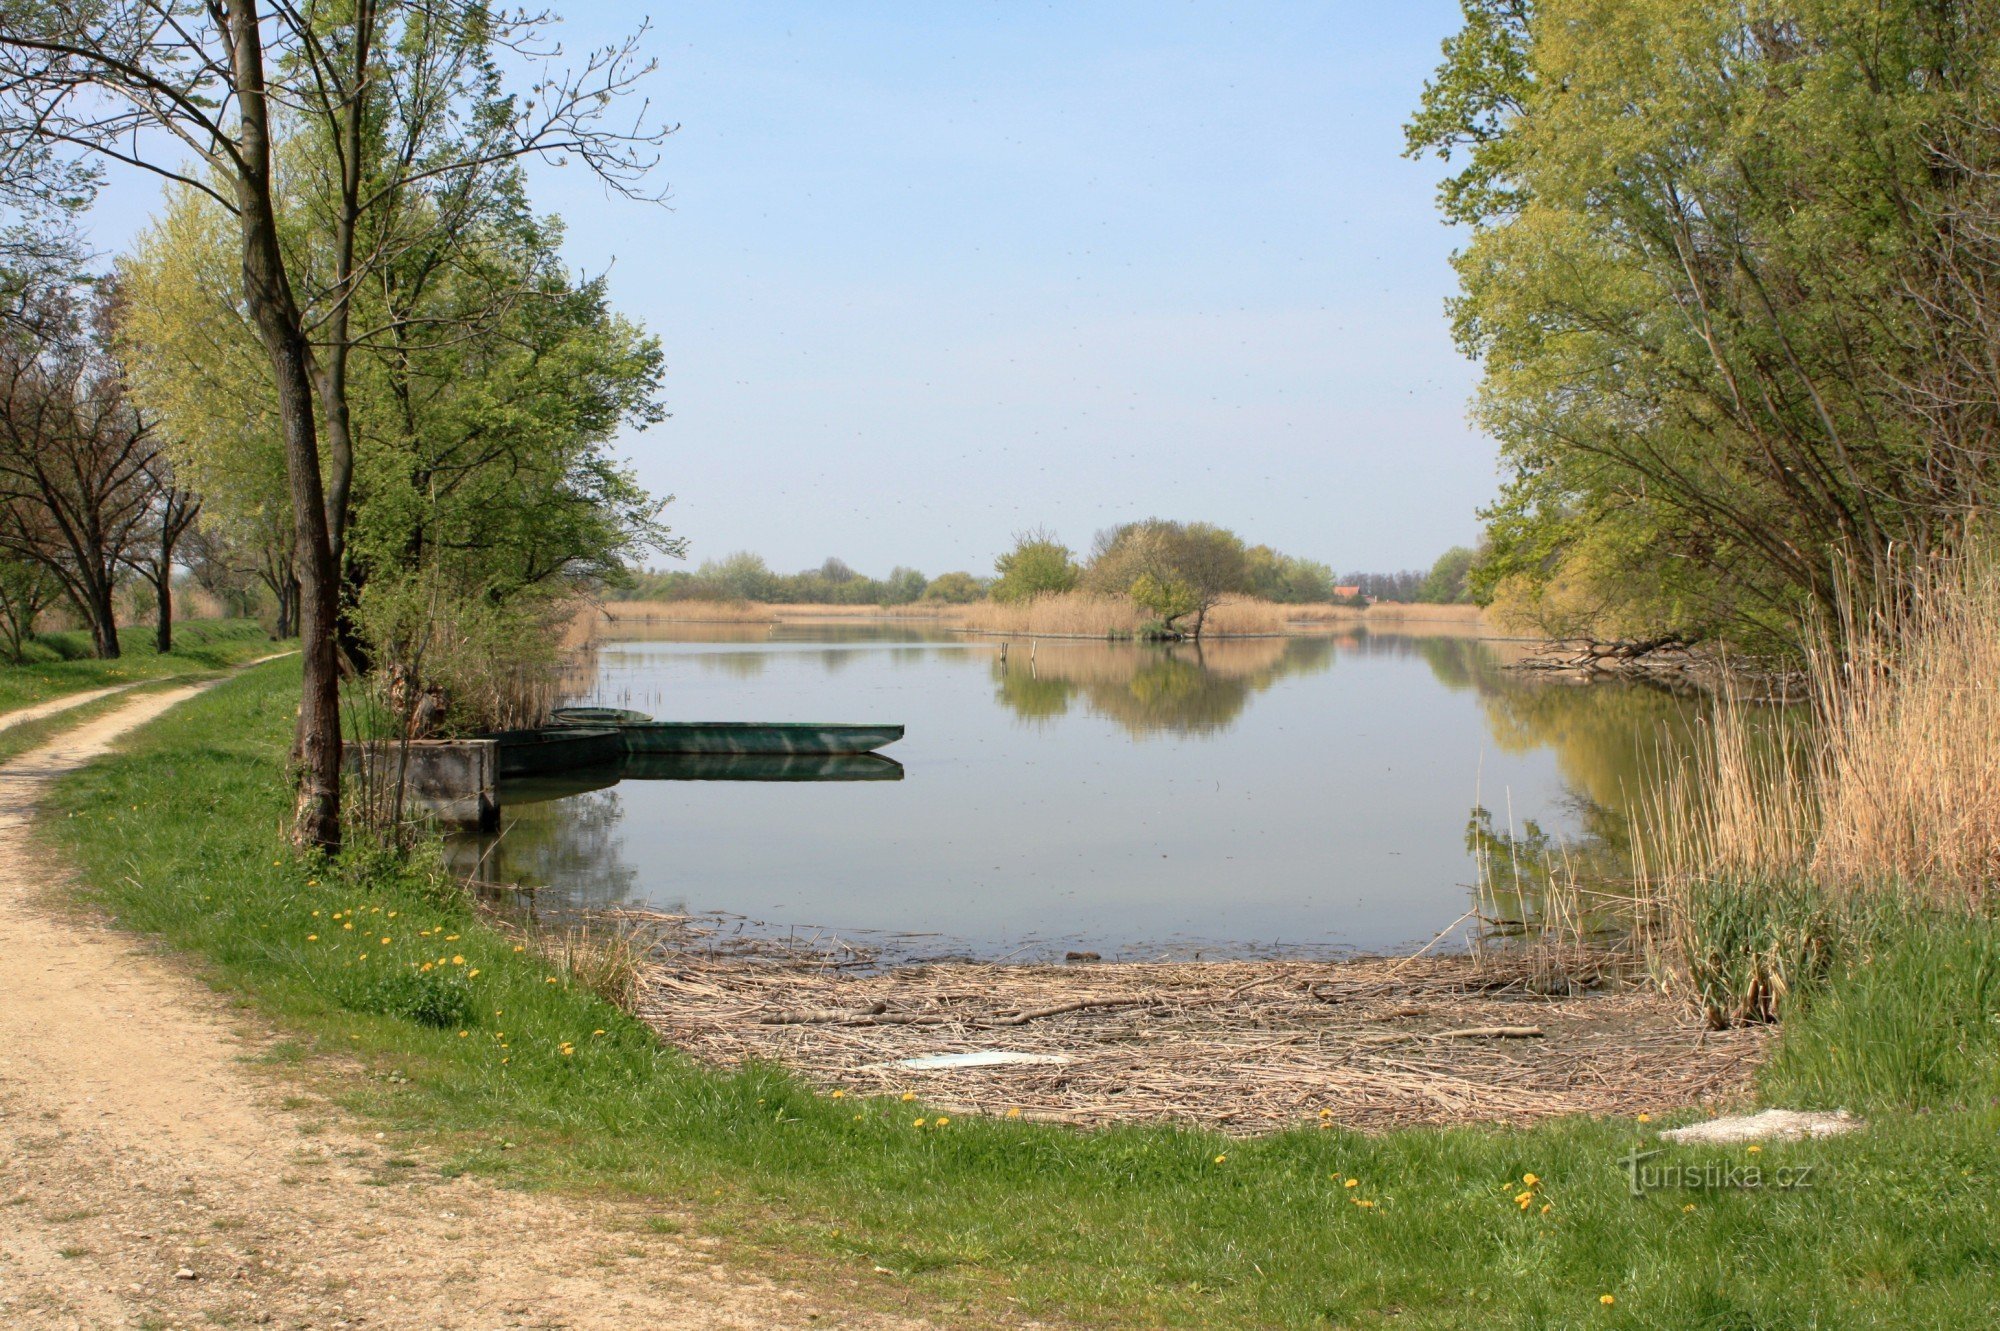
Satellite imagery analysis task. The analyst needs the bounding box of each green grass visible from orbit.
[0,618,278,715]
[41,659,2000,1329]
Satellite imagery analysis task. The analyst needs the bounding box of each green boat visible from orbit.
[551,707,903,755]
[615,720,905,755]
[487,726,622,777]
[550,706,652,726]
[616,752,904,782]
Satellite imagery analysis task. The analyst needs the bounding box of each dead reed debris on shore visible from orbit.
[616,915,1765,1133]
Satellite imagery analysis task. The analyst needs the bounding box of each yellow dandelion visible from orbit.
[467,969,480,978]
[1353,1199,1375,1209]
[831,1090,846,1099]
[545,976,558,984]
[1540,1202,1552,1215]
[914,1117,927,1128]
[1344,1178,1358,1188]
[311,910,321,918]
[1599,1294,1616,1306]
[1522,1173,1540,1187]
[592,1029,605,1036]
[900,1092,916,1102]
[1515,1192,1534,1210]
[1637,1112,1652,1123]
[1005,1107,1021,1119]
[854,1113,865,1121]
[458,1031,469,1038]
[451,955,465,965]
[1317,1107,1333,1119]
[513,944,525,953]
[306,934,318,941]
[935,1116,950,1126]
[387,911,398,918]
[342,922,354,931]
[1682,1203,1697,1213]
[358,953,368,961]
[1213,1154,1228,1165]
[420,962,434,972]
[446,934,460,942]
[1746,1144,1763,1155]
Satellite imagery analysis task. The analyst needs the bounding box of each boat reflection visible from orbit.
[501,751,904,807]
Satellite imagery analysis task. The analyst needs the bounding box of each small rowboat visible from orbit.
[550,706,652,726]
[487,726,621,777]
[550,707,904,756]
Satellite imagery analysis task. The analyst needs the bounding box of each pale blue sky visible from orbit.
[95,2,1494,579]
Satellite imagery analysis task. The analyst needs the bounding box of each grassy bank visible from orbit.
[40,659,2000,1329]
[0,618,275,715]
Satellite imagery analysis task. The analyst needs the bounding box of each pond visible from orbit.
[448,622,1702,960]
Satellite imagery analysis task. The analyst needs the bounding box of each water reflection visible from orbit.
[992,637,1340,736]
[457,624,1708,958]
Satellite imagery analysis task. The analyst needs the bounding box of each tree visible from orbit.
[883,566,927,604]
[0,549,58,659]
[1411,0,2000,648]
[1088,520,1249,637]
[124,451,201,653]
[992,528,1080,603]
[0,285,156,657]
[1417,546,1478,604]
[1,0,670,849]
[1243,544,1337,603]
[924,570,984,603]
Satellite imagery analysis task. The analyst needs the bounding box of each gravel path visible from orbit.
[0,679,925,1330]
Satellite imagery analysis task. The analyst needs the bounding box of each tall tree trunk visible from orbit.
[86,579,119,659]
[225,0,341,852]
[154,569,172,654]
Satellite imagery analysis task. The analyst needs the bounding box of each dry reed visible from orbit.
[620,912,1762,1132]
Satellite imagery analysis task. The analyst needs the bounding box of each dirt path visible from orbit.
[0,682,145,735]
[0,681,928,1330]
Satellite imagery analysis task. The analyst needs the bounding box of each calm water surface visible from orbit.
[453,624,1699,959]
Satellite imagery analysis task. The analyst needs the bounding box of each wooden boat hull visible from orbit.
[488,726,622,778]
[613,721,904,755]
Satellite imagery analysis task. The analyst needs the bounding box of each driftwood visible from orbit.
[1356,1025,1545,1046]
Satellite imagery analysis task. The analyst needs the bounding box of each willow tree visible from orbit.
[1410,0,2000,648]
[0,1,669,847]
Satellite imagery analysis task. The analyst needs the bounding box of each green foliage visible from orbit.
[1415,0,2000,647]
[1764,908,2000,1112]
[1242,545,1336,603]
[922,571,984,603]
[1675,878,1842,1029]
[1417,545,1479,604]
[1087,520,1249,634]
[991,530,1081,603]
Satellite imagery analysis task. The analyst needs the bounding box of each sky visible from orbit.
[89,1,1495,580]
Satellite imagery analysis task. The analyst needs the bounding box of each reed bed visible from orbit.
[621,912,1763,1133]
[950,593,1150,637]
[1633,547,2000,1025]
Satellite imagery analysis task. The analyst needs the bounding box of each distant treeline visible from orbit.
[614,538,1482,609]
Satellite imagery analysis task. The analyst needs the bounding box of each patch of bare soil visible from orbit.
[0,683,927,1330]
[630,918,1768,1133]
